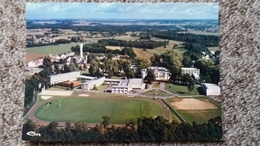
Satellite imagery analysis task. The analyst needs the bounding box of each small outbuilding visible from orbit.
[201,83,221,96]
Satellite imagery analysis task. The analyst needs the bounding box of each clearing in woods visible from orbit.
[106,46,122,50]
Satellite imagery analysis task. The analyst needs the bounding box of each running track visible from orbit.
[27,91,170,128]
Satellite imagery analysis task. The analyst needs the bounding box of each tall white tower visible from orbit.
[80,44,83,58]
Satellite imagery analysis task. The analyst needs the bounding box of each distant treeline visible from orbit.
[98,39,168,49]
[151,30,219,47]
[26,39,71,48]
[26,23,180,35]
[22,116,222,142]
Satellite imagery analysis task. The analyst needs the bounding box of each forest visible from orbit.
[22,116,222,142]
[150,30,219,47]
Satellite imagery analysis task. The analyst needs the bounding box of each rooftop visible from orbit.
[128,78,143,86]
[202,83,220,90]
[181,67,199,70]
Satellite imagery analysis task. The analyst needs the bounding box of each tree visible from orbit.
[182,55,194,67]
[144,69,155,84]
[104,59,119,78]
[89,60,99,76]
[181,74,193,85]
[69,82,74,90]
[188,80,195,93]
[122,60,131,74]
[43,56,53,68]
[135,58,150,77]
[101,115,110,128]
[194,59,215,83]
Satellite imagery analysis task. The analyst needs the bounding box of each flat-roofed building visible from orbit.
[201,83,220,96]
[181,67,200,76]
[81,76,106,90]
[48,71,80,85]
[111,78,145,94]
[141,66,171,81]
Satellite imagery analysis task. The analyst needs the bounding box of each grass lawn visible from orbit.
[96,84,108,91]
[142,89,171,97]
[35,97,164,124]
[165,83,200,96]
[26,43,79,55]
[208,47,219,52]
[111,75,124,79]
[173,48,186,54]
[80,70,89,75]
[169,112,181,123]
[166,97,221,124]
[152,82,160,88]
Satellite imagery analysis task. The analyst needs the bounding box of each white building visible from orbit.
[141,66,171,81]
[81,77,106,90]
[181,68,200,76]
[181,67,200,80]
[111,78,145,94]
[201,83,220,96]
[48,71,80,85]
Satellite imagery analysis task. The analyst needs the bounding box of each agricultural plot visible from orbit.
[166,97,221,124]
[106,46,122,50]
[133,48,153,61]
[26,43,78,55]
[34,97,165,124]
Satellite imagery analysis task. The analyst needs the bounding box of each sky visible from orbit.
[26,3,218,20]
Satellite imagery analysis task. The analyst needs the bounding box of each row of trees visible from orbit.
[23,116,222,142]
[88,57,148,79]
[98,39,168,49]
[26,39,71,48]
[71,44,136,59]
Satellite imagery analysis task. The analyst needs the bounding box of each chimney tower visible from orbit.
[80,44,83,58]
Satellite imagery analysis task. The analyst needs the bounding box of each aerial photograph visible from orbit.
[22,3,222,142]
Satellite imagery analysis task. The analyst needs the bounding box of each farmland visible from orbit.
[26,43,78,55]
[133,48,153,61]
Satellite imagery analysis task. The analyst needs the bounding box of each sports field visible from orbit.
[35,97,164,124]
[166,97,221,124]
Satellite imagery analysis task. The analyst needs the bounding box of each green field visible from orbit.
[26,43,79,55]
[207,47,219,52]
[35,97,164,124]
[165,83,200,96]
[166,97,221,124]
[142,89,171,96]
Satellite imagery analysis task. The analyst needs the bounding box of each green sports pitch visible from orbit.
[35,97,165,124]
